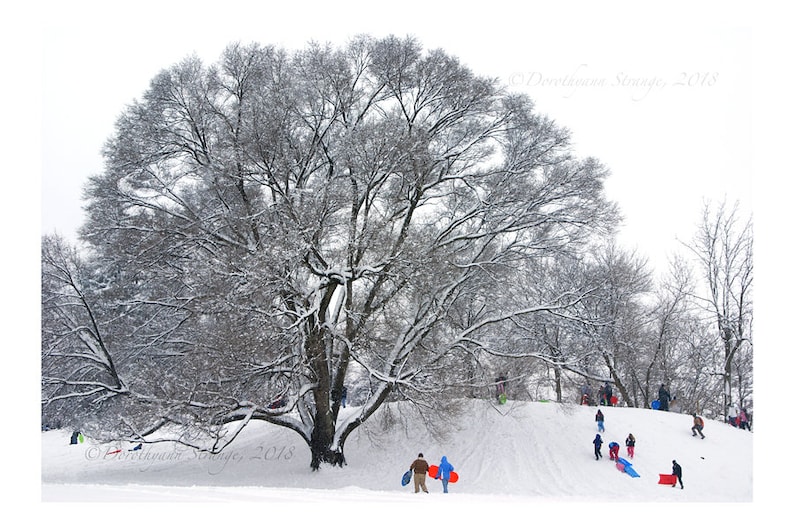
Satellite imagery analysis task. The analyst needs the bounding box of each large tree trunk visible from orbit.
[309,422,345,470]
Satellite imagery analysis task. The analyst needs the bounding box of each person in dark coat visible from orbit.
[658,384,672,411]
[604,382,613,406]
[593,434,603,460]
[595,409,605,432]
[672,460,684,489]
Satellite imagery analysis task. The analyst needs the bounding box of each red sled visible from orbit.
[428,464,459,483]
[658,474,677,485]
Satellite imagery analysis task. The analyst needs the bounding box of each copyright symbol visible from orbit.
[85,447,100,461]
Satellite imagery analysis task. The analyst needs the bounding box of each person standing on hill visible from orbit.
[581,382,591,405]
[728,403,740,426]
[435,456,455,493]
[672,460,684,489]
[604,382,613,406]
[740,408,750,431]
[658,384,671,411]
[596,409,605,432]
[593,433,603,460]
[691,413,705,439]
[625,433,636,458]
[409,453,430,493]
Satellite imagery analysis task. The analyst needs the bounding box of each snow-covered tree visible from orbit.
[42,36,618,468]
[685,200,753,419]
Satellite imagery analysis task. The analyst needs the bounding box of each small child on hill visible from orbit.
[593,433,603,460]
[625,433,636,458]
[608,441,620,461]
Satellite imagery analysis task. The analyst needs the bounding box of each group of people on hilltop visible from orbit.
[580,381,617,406]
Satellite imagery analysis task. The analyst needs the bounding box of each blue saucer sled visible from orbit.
[401,470,412,486]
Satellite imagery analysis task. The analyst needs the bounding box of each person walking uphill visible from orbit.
[409,453,430,493]
[593,433,603,460]
[435,456,455,493]
[595,409,605,432]
[672,460,684,489]
[691,413,705,439]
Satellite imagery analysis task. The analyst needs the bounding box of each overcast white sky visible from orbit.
[29,1,765,275]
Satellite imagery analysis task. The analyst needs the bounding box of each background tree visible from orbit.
[684,200,753,419]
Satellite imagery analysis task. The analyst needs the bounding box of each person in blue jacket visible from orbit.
[593,433,603,460]
[435,456,455,493]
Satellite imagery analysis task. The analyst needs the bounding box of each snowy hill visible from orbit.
[41,399,753,522]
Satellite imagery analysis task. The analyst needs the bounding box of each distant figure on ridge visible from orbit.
[495,376,507,404]
[728,403,740,426]
[658,384,671,411]
[581,382,591,405]
[740,408,751,431]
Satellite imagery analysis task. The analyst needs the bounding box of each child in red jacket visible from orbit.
[608,441,620,461]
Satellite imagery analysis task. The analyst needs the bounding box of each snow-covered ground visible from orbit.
[40,400,759,525]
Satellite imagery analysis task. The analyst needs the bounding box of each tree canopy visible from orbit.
[43,36,750,469]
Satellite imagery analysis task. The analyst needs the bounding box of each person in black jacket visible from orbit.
[595,409,605,432]
[604,382,613,406]
[658,384,672,411]
[625,433,636,459]
[672,460,683,488]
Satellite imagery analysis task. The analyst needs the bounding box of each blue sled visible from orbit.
[617,457,640,478]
